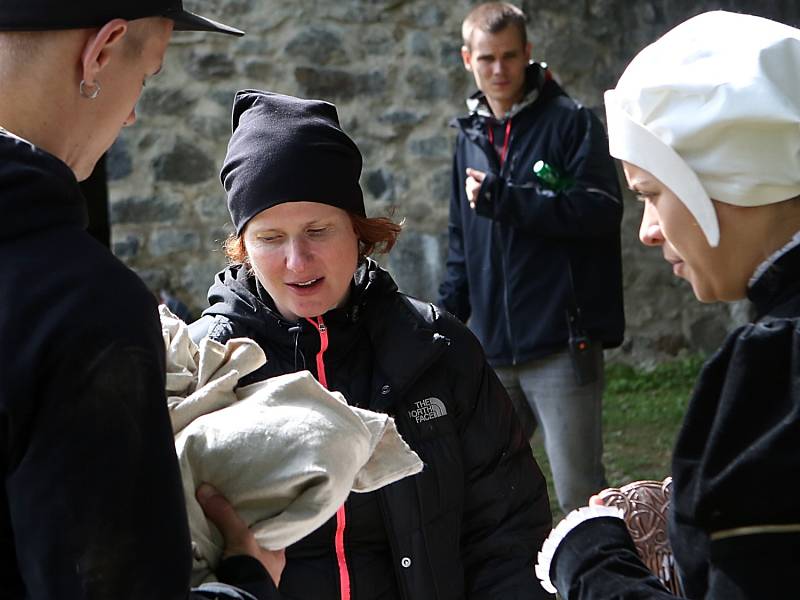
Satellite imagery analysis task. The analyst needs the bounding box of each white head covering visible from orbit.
[604,10,800,247]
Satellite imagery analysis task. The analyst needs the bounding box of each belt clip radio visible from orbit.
[567,308,598,386]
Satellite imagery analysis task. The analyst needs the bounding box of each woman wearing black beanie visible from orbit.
[191,90,554,600]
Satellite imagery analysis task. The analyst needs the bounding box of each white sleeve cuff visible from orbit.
[535,505,624,594]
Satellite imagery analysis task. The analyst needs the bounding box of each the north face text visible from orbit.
[409,397,448,423]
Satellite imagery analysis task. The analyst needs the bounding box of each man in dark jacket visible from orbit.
[0,1,281,597]
[438,2,625,512]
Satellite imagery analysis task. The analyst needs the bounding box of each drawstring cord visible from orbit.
[287,325,304,372]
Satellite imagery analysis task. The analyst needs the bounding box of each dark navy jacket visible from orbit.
[0,131,274,599]
[549,237,800,599]
[438,63,625,367]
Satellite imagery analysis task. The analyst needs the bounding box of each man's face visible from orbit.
[461,25,531,111]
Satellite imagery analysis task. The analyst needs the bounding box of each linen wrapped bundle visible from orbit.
[160,306,423,584]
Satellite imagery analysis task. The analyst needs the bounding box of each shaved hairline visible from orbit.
[123,17,166,58]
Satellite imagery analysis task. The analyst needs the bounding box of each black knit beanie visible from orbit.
[221,90,366,235]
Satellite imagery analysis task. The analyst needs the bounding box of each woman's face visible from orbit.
[623,161,747,302]
[243,201,360,322]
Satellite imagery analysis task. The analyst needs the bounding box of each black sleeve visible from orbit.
[549,508,800,600]
[447,320,553,598]
[437,145,472,323]
[550,518,676,600]
[671,317,800,598]
[474,107,622,239]
[194,556,281,599]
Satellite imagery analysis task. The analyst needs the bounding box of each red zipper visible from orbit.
[308,316,330,388]
[305,316,350,600]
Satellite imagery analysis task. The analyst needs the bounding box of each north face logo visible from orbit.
[409,397,448,423]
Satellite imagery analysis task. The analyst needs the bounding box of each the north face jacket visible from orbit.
[438,62,625,367]
[191,259,553,599]
[0,131,275,598]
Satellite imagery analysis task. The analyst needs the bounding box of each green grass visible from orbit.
[532,355,705,521]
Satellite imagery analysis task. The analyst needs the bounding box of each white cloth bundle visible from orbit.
[159,306,424,584]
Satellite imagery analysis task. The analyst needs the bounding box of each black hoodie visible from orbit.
[0,132,273,598]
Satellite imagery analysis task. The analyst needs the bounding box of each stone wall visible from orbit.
[108,0,800,365]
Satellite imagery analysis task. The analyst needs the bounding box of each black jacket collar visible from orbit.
[450,63,567,154]
[464,61,548,119]
[748,234,800,319]
[452,62,567,147]
[202,258,448,405]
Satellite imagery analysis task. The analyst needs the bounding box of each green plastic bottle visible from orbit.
[533,160,573,192]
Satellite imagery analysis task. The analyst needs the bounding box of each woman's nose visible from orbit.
[639,202,664,246]
[285,238,310,271]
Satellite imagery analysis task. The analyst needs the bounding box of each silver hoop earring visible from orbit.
[79,80,101,100]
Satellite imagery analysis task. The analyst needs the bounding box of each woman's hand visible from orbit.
[196,483,286,587]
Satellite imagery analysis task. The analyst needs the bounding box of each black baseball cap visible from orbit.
[0,0,244,36]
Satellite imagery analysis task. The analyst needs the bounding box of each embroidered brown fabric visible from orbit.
[597,477,686,597]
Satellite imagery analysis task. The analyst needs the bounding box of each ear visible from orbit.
[461,45,472,72]
[80,19,130,85]
[525,42,533,60]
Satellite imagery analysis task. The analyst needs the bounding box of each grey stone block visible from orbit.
[408,31,433,58]
[149,229,202,258]
[406,65,451,100]
[364,168,397,201]
[112,234,141,260]
[187,51,236,80]
[138,87,197,117]
[386,230,447,303]
[153,138,216,184]
[294,67,387,100]
[408,135,450,159]
[107,138,132,182]
[285,27,347,65]
[110,196,182,224]
[378,109,428,127]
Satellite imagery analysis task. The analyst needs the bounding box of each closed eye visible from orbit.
[257,233,283,243]
[307,226,331,237]
[629,188,655,203]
